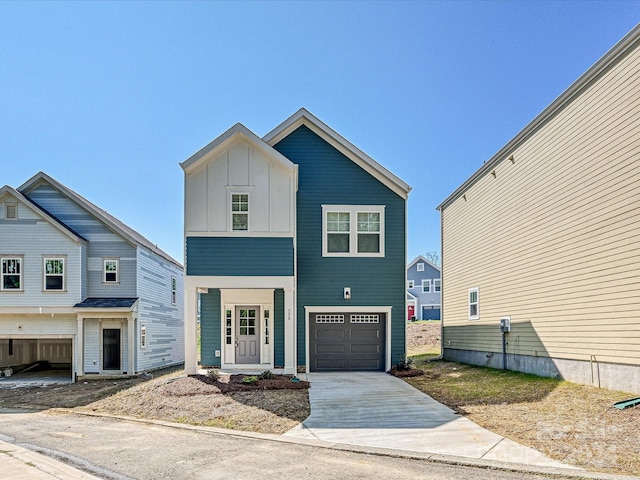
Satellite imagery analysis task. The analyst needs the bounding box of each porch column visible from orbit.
[77,316,84,376]
[128,315,136,375]
[184,279,198,374]
[283,287,296,374]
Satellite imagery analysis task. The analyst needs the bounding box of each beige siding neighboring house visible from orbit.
[437,25,640,394]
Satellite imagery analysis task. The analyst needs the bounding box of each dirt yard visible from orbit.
[406,320,441,357]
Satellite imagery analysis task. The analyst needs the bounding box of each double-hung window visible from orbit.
[231,193,249,231]
[434,279,441,293]
[422,279,431,293]
[322,205,385,257]
[469,287,479,320]
[1,257,22,291]
[104,258,119,283]
[171,276,177,305]
[44,257,65,291]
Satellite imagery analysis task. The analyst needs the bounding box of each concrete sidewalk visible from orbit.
[0,438,100,480]
[285,372,573,468]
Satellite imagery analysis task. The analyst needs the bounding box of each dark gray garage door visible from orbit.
[309,312,385,372]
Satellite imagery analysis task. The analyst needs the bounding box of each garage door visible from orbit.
[309,312,385,372]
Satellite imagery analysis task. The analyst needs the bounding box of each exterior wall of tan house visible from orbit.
[438,25,640,394]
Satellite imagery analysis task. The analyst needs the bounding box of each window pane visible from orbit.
[46,276,63,290]
[3,275,20,290]
[328,233,349,253]
[357,212,380,232]
[470,291,477,303]
[470,304,478,316]
[327,212,350,232]
[357,233,380,253]
[105,272,117,282]
[232,213,248,230]
[232,194,249,212]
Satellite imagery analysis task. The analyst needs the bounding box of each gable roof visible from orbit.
[18,172,182,269]
[180,122,297,177]
[0,185,87,244]
[437,23,640,212]
[263,108,411,200]
[407,255,441,272]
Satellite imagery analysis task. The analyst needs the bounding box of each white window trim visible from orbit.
[1,256,23,292]
[171,276,177,305]
[103,258,119,284]
[417,263,424,271]
[140,323,147,349]
[434,278,441,293]
[469,287,479,320]
[43,256,66,292]
[229,192,250,232]
[407,280,414,289]
[422,279,430,293]
[321,205,385,258]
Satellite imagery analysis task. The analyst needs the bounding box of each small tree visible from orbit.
[424,251,440,266]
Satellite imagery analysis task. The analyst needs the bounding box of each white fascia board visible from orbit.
[437,23,640,212]
[185,275,295,290]
[407,255,440,272]
[0,307,78,315]
[180,123,296,175]
[263,108,411,200]
[0,185,87,245]
[19,172,182,269]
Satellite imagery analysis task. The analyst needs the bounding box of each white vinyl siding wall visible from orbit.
[136,247,184,372]
[442,39,640,367]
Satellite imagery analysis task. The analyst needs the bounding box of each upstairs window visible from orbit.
[231,193,249,231]
[434,279,441,293]
[44,257,65,291]
[322,205,385,257]
[140,324,147,349]
[408,280,414,289]
[469,287,479,320]
[422,279,430,293]
[104,258,119,283]
[417,262,424,272]
[1,257,22,291]
[4,202,17,220]
[171,276,177,305]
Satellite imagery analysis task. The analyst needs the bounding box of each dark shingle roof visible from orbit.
[74,298,138,309]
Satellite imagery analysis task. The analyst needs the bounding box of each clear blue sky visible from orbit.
[1,1,638,263]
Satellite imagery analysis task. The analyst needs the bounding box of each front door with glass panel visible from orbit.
[235,306,260,364]
[102,328,121,371]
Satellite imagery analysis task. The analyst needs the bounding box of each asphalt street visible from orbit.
[0,410,600,480]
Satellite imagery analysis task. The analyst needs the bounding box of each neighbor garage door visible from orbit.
[309,312,385,372]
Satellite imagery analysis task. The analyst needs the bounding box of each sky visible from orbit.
[1,1,639,264]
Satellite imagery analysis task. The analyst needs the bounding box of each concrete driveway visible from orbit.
[285,372,571,468]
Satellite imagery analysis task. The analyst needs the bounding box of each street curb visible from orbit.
[48,409,638,480]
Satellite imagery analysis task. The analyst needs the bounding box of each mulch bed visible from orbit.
[190,374,310,393]
[388,368,424,378]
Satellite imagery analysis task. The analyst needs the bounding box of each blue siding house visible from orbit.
[406,255,441,320]
[182,109,411,374]
[0,172,184,381]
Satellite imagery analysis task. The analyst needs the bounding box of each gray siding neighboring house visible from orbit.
[406,256,441,320]
[0,172,184,381]
[437,25,640,394]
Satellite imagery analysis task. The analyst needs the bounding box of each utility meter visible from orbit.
[500,316,511,333]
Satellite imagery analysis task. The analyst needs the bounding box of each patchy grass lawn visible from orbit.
[404,359,640,476]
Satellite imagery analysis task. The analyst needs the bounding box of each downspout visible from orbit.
[436,205,444,361]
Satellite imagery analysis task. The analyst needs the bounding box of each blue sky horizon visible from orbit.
[2,2,639,263]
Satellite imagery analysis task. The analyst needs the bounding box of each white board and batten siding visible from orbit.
[136,246,184,372]
[441,31,640,376]
[185,137,296,236]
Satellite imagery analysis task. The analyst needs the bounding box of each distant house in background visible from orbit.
[437,25,640,394]
[0,172,184,381]
[406,255,441,321]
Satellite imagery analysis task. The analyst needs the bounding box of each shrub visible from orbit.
[207,369,219,380]
[242,375,258,384]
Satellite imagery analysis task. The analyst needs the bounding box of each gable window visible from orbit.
[422,279,430,293]
[469,287,479,320]
[322,205,385,257]
[44,257,65,291]
[104,259,119,283]
[231,193,249,231]
[408,280,414,289]
[1,257,22,291]
[417,262,424,272]
[171,276,177,305]
[434,279,441,293]
[4,203,17,220]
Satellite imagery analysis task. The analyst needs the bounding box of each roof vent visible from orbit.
[5,203,17,220]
